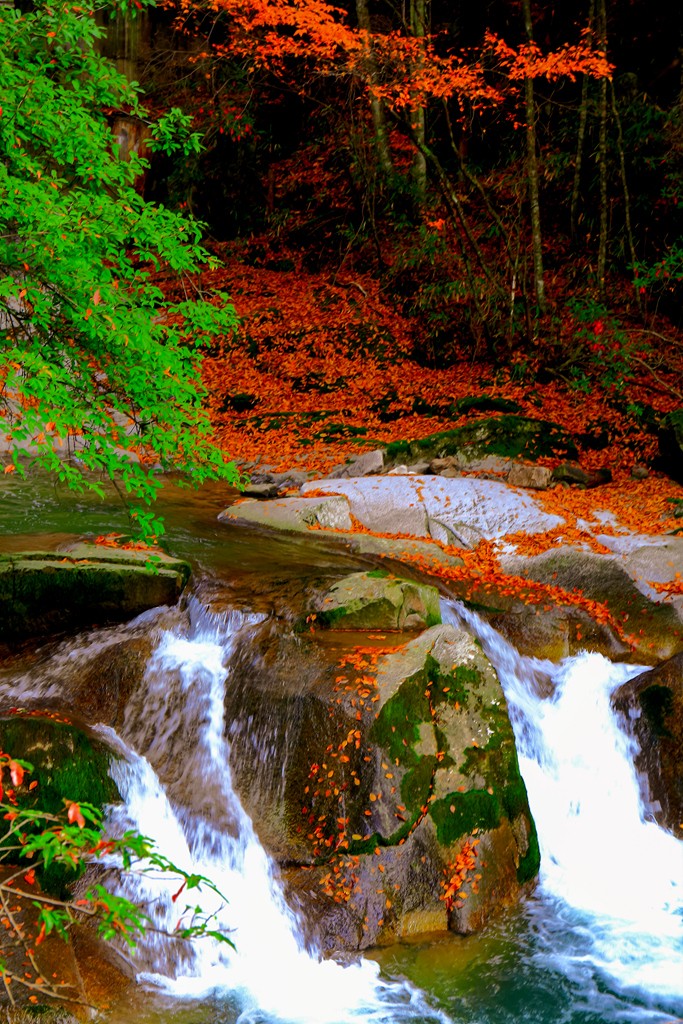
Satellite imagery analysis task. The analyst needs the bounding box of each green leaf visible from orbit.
[0,0,241,538]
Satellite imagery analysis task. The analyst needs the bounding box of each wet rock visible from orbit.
[552,461,612,488]
[72,632,157,730]
[0,864,87,1011]
[239,623,537,951]
[507,462,553,490]
[311,570,441,632]
[71,926,136,1011]
[219,495,352,534]
[0,546,190,643]
[612,654,683,836]
[243,482,281,499]
[631,464,649,480]
[483,602,629,664]
[500,547,683,664]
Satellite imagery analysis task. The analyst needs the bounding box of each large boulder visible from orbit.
[612,654,683,836]
[382,416,577,468]
[0,713,120,887]
[311,570,441,632]
[500,547,683,664]
[300,476,563,547]
[227,622,537,951]
[0,544,190,643]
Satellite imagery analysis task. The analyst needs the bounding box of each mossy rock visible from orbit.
[270,623,537,950]
[0,650,151,1013]
[0,546,190,643]
[383,415,577,467]
[311,571,441,632]
[368,627,536,875]
[0,714,120,898]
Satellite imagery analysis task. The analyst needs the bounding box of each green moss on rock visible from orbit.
[516,819,541,883]
[431,790,502,844]
[400,755,438,815]
[384,416,578,465]
[0,715,120,897]
[0,548,190,642]
[314,571,441,632]
[370,672,429,766]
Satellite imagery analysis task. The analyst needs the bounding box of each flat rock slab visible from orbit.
[219,495,352,533]
[59,542,191,584]
[301,476,563,544]
[0,546,190,642]
[313,570,441,631]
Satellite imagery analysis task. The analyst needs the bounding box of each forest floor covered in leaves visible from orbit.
[167,146,683,544]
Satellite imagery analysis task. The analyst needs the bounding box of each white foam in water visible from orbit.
[99,609,446,1024]
[443,599,683,1007]
[520,652,683,1000]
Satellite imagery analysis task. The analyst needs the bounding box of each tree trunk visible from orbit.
[355,0,393,178]
[410,0,428,204]
[522,0,546,312]
[610,81,640,307]
[596,0,608,300]
[570,0,595,239]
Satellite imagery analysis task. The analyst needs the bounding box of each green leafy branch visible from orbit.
[0,0,243,543]
[0,752,232,1008]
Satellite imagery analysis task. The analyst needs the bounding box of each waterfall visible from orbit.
[442,600,683,1011]
[2,584,682,1021]
[96,602,447,1024]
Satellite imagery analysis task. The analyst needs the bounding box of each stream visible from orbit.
[1,475,682,1024]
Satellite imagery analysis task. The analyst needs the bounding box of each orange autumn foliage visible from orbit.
[441,837,480,911]
[176,0,611,116]
[193,249,682,512]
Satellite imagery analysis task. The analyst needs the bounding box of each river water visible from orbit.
[1,476,682,1024]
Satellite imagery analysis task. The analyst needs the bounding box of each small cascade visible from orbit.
[98,601,447,1024]
[2,577,682,1021]
[442,600,683,1010]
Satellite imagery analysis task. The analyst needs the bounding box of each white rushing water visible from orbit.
[442,600,683,1009]
[99,606,446,1024]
